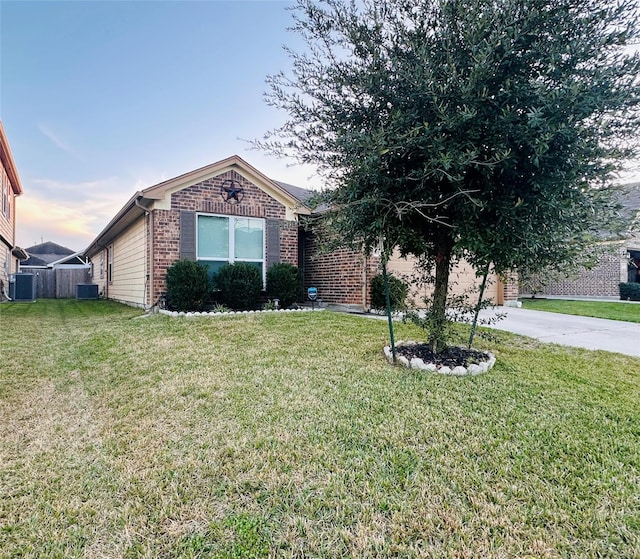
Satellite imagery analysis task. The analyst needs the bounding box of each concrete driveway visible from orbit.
[479,306,640,357]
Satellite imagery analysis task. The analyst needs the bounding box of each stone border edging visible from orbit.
[158,308,323,318]
[384,340,495,376]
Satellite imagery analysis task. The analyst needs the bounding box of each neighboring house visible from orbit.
[21,241,88,268]
[0,121,27,301]
[521,182,640,298]
[84,155,517,310]
[21,241,91,299]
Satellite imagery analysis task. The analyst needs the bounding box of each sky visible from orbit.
[1,0,317,251]
[2,1,639,253]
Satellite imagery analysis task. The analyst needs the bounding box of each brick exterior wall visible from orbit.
[501,272,520,302]
[302,231,380,308]
[522,248,624,297]
[150,170,298,304]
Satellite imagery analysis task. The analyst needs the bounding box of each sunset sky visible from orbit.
[2,1,638,253]
[1,0,316,252]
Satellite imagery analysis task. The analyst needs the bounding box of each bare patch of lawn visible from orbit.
[1,300,638,558]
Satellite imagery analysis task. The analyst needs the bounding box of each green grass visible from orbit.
[520,297,640,323]
[1,299,639,558]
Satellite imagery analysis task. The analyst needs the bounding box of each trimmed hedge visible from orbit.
[370,273,408,312]
[165,260,211,311]
[266,263,301,308]
[214,262,263,310]
[619,282,640,301]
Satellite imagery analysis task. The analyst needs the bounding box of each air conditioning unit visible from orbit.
[11,273,36,302]
[76,283,99,300]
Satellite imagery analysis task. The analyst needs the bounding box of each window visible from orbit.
[107,245,113,283]
[197,214,265,279]
[99,252,104,279]
[1,170,8,219]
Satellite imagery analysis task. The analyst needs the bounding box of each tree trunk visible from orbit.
[428,234,454,353]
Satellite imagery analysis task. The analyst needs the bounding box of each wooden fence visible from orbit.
[22,267,92,299]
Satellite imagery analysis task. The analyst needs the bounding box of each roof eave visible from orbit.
[84,192,149,257]
[0,121,23,195]
[11,246,28,260]
[141,155,311,214]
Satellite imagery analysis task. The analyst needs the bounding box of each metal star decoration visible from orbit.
[221,179,244,203]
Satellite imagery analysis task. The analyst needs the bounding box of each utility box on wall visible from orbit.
[10,273,36,302]
[76,283,99,300]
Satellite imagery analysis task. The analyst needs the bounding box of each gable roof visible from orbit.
[21,241,84,267]
[84,155,314,257]
[25,241,75,257]
[0,121,23,195]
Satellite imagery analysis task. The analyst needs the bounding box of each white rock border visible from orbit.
[384,340,495,376]
[158,307,323,318]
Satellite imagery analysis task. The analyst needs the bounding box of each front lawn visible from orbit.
[1,300,638,558]
[521,297,640,323]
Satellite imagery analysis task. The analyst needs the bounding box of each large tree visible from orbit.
[259,0,640,351]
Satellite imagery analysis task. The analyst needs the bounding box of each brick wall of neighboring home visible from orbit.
[501,272,520,302]
[151,170,298,304]
[302,231,380,308]
[523,250,622,297]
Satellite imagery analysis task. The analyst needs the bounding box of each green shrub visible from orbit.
[266,263,301,308]
[370,273,408,312]
[165,260,211,311]
[214,262,263,310]
[619,282,640,301]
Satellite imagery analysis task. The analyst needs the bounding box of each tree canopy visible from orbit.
[259,0,640,350]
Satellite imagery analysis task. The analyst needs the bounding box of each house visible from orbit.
[21,241,88,268]
[85,156,311,308]
[521,182,640,298]
[0,121,27,301]
[21,241,91,299]
[84,155,517,310]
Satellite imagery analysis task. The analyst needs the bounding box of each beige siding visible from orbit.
[88,247,108,298]
[387,250,500,305]
[0,161,16,291]
[0,163,14,249]
[109,216,147,306]
[0,244,10,291]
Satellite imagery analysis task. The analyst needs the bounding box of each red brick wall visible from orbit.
[502,272,520,302]
[150,170,297,304]
[151,209,179,305]
[302,231,380,308]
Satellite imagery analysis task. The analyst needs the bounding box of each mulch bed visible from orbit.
[395,344,490,368]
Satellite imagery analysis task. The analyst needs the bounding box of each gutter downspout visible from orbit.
[134,197,150,311]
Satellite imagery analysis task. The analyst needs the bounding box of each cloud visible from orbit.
[30,176,123,204]
[37,123,76,156]
[15,178,132,251]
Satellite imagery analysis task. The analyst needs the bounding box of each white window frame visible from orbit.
[196,213,266,284]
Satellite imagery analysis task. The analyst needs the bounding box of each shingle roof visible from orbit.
[21,242,77,267]
[273,180,315,204]
[24,241,75,256]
